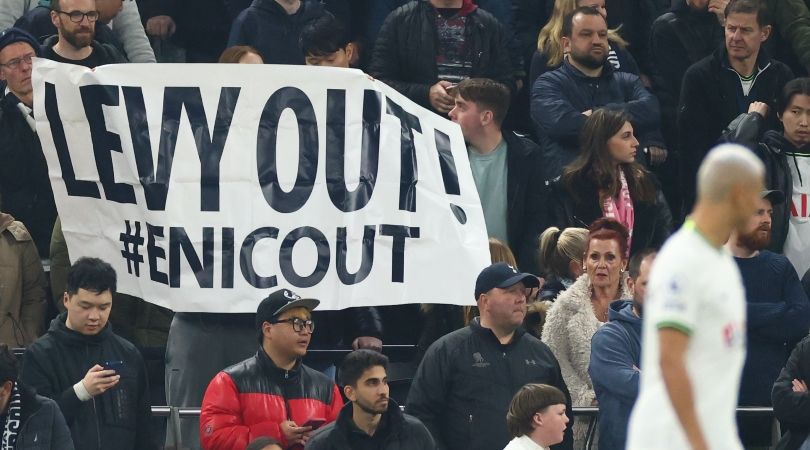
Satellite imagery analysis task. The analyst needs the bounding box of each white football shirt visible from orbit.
[626,221,746,450]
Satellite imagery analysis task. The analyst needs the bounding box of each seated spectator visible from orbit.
[678,0,794,211]
[531,0,639,87]
[407,262,573,450]
[549,109,673,255]
[540,218,632,443]
[0,212,45,347]
[41,0,127,66]
[721,78,810,268]
[20,257,156,450]
[589,249,656,450]
[0,28,56,258]
[531,7,664,181]
[137,0,231,63]
[537,227,588,302]
[503,384,569,450]
[228,0,328,65]
[368,0,514,116]
[448,78,547,274]
[199,289,342,450]
[0,0,154,62]
[725,189,810,445]
[299,13,355,67]
[246,437,282,450]
[772,334,810,450]
[306,350,435,449]
[0,344,74,449]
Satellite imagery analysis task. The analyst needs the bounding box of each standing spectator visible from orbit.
[199,289,343,450]
[406,262,573,450]
[531,7,664,182]
[0,344,75,449]
[503,384,570,450]
[725,189,810,446]
[0,212,45,347]
[627,144,765,450]
[677,0,794,211]
[549,109,673,255]
[305,350,435,449]
[447,78,547,274]
[368,0,514,115]
[41,0,128,66]
[537,227,589,302]
[0,0,155,62]
[772,334,810,450]
[720,78,810,265]
[0,27,55,258]
[531,0,639,88]
[540,218,632,444]
[228,0,328,65]
[589,249,656,450]
[20,258,156,450]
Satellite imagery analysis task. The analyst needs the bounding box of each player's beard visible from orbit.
[737,224,771,251]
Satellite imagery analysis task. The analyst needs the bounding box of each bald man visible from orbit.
[627,144,765,450]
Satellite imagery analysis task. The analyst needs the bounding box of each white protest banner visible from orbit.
[33,60,491,312]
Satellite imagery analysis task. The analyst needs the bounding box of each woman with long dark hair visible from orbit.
[550,109,672,256]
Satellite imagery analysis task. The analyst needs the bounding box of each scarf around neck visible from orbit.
[2,382,22,450]
[602,169,634,254]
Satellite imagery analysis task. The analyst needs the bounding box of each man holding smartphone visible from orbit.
[19,257,156,450]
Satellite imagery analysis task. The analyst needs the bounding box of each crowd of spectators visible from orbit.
[2,0,810,449]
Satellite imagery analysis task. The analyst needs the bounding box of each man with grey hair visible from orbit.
[627,144,765,450]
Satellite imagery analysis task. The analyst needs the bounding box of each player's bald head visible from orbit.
[697,144,764,203]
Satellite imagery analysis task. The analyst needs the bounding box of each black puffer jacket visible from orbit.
[19,313,155,450]
[0,93,55,258]
[368,0,514,112]
[14,383,76,450]
[772,335,810,450]
[406,318,573,450]
[306,399,435,450]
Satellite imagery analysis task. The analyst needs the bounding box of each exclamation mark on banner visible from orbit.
[434,129,467,224]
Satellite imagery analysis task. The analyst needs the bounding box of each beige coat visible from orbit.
[0,213,45,346]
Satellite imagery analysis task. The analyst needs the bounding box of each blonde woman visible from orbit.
[529,0,636,87]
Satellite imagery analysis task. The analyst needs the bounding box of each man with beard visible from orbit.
[305,350,435,449]
[530,6,664,181]
[589,249,656,450]
[725,189,810,446]
[42,0,126,68]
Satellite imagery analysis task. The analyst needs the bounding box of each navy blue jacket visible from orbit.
[228,0,328,65]
[589,300,641,450]
[530,59,662,181]
[735,251,810,406]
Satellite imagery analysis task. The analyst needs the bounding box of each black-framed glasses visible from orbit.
[0,53,34,70]
[270,317,315,333]
[54,9,100,23]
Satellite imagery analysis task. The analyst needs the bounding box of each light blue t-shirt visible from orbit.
[468,139,509,244]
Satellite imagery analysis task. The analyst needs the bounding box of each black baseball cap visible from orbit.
[0,28,39,55]
[761,189,785,206]
[255,289,320,331]
[474,263,539,299]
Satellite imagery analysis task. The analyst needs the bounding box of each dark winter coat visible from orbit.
[406,317,573,450]
[368,0,514,112]
[14,384,75,450]
[41,35,128,65]
[19,313,156,450]
[772,334,810,450]
[529,43,640,88]
[548,174,672,256]
[677,47,794,209]
[531,59,663,181]
[305,399,435,450]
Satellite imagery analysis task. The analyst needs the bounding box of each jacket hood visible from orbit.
[253,0,322,18]
[607,300,640,325]
[426,0,478,16]
[0,213,13,233]
[334,398,405,436]
[762,129,810,155]
[46,311,113,346]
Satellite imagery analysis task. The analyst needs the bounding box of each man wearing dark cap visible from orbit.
[406,263,573,450]
[0,27,57,257]
[199,288,342,450]
[725,189,810,446]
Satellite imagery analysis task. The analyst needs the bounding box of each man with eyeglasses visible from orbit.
[42,0,126,67]
[199,289,342,450]
[0,27,57,258]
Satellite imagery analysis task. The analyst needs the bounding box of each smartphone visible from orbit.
[303,418,326,429]
[103,360,125,372]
